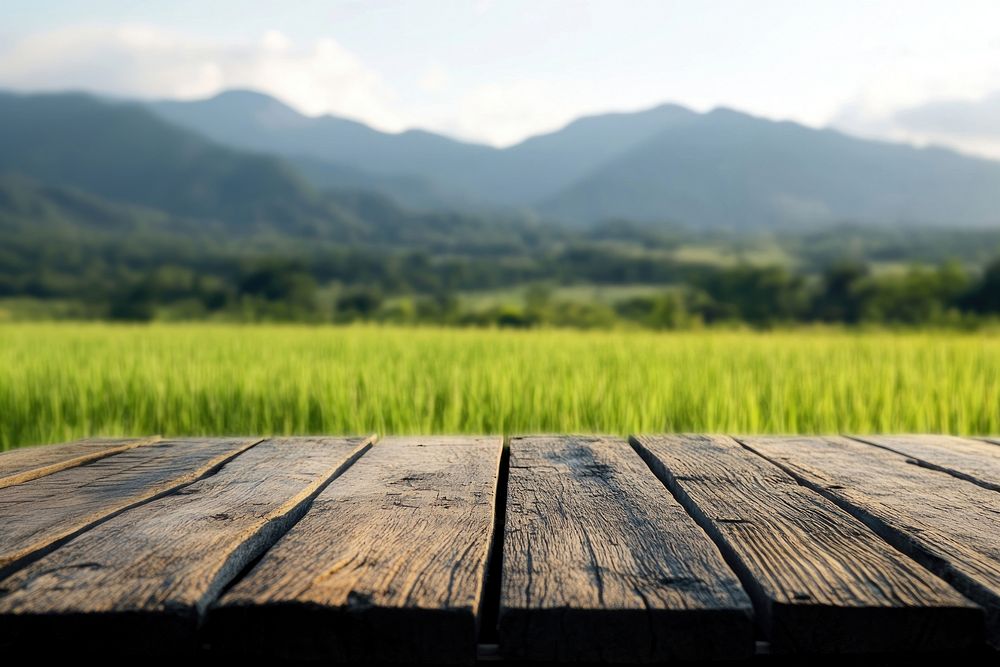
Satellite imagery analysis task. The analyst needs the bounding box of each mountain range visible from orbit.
[3,88,1000,237]
[151,90,1000,228]
[0,91,549,250]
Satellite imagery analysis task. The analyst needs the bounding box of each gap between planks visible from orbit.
[0,436,162,489]
[0,437,269,579]
[738,435,1000,649]
[0,436,376,656]
[207,436,504,664]
[498,435,754,662]
[631,434,981,654]
[847,434,1000,492]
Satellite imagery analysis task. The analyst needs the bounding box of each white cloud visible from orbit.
[832,92,1000,160]
[424,79,598,146]
[417,63,451,94]
[0,24,405,131]
[824,30,1000,160]
[5,17,1000,155]
[260,30,291,52]
[0,22,654,147]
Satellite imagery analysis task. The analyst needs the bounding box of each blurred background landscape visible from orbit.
[4,86,1000,328]
[1,1,999,447]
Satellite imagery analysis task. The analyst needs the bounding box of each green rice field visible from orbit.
[1,323,999,450]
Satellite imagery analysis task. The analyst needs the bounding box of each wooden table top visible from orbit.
[0,433,998,662]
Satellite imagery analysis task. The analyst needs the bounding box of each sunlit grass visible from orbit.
[1,323,998,449]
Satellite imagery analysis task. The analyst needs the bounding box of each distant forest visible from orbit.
[4,212,1000,328]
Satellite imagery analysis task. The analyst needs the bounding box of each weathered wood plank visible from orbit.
[740,435,1000,647]
[632,434,981,654]
[0,436,374,655]
[0,436,160,489]
[209,436,503,664]
[850,435,1000,491]
[0,437,261,578]
[498,435,753,662]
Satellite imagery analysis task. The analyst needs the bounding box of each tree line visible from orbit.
[4,238,999,328]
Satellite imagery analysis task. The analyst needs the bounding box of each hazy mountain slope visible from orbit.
[540,108,1000,228]
[123,89,470,209]
[149,90,498,205]
[0,92,547,249]
[0,91,366,236]
[148,89,1000,230]
[12,89,1000,231]
[287,155,487,212]
[146,91,696,206]
[150,90,495,174]
[0,171,187,236]
[488,103,697,203]
[0,171,549,263]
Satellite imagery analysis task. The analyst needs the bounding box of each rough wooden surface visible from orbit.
[0,437,260,578]
[210,436,503,664]
[851,435,1000,491]
[0,436,373,655]
[0,437,160,489]
[632,434,981,654]
[499,436,753,662]
[1,433,996,660]
[741,435,1000,647]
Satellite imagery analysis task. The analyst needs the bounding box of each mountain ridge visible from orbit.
[0,90,544,248]
[4,87,1000,230]
[143,88,1000,228]
[539,107,1000,227]
[148,91,702,207]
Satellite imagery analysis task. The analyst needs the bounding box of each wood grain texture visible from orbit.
[740,435,1000,647]
[851,435,1000,491]
[0,437,160,489]
[210,436,503,664]
[0,436,374,656]
[0,437,260,578]
[499,436,753,663]
[632,434,981,654]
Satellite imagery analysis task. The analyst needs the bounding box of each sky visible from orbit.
[3,1,1000,156]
